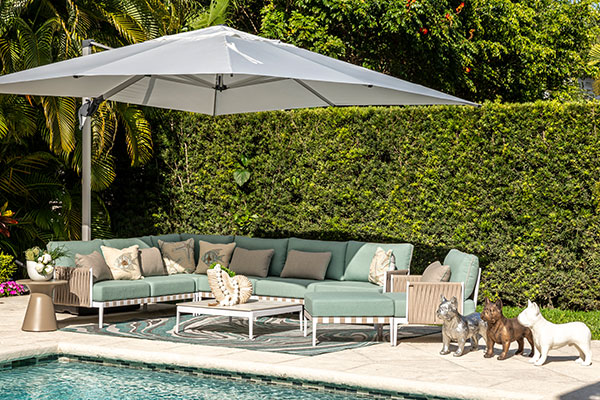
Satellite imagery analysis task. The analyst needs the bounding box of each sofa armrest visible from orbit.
[390,274,423,292]
[383,269,409,292]
[54,266,92,307]
[406,281,463,325]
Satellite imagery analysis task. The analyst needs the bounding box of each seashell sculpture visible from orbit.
[207,265,252,306]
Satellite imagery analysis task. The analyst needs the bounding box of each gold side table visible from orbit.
[17,279,67,332]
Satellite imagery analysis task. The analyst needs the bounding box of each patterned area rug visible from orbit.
[61,312,441,356]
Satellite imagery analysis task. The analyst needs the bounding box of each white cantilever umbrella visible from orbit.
[0,25,476,239]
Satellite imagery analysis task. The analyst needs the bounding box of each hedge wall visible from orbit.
[109,102,600,310]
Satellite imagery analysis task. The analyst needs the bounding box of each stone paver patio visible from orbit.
[1,295,598,399]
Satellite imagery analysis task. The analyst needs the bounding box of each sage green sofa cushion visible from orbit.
[48,240,104,268]
[234,236,288,276]
[102,238,151,250]
[308,280,382,293]
[181,234,235,264]
[287,238,347,280]
[143,275,195,297]
[382,292,407,317]
[149,234,181,248]
[305,292,394,317]
[463,299,476,316]
[92,280,150,302]
[254,277,316,298]
[343,241,413,282]
[444,249,479,299]
[189,273,259,293]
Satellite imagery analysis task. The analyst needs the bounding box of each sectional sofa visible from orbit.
[49,234,481,343]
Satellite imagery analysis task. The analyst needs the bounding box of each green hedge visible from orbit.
[109,101,600,310]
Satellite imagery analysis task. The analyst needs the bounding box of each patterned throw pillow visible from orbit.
[159,238,195,275]
[368,247,396,286]
[100,245,142,280]
[195,241,236,274]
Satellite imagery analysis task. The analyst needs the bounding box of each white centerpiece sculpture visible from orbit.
[206,264,252,306]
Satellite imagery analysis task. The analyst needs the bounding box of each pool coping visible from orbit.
[0,341,541,400]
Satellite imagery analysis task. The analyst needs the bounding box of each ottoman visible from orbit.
[303,291,395,346]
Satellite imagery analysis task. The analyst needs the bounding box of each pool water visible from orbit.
[0,361,363,400]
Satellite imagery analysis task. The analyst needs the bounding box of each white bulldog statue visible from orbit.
[517,300,592,366]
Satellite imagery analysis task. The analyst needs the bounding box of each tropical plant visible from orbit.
[589,43,600,94]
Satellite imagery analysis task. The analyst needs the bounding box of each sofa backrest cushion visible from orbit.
[181,233,235,264]
[229,247,274,278]
[445,249,479,299]
[287,238,348,280]
[48,239,104,268]
[280,250,331,280]
[233,236,288,276]
[149,234,181,248]
[343,241,413,282]
[103,238,151,250]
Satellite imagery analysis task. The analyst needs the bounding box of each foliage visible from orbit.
[209,262,236,277]
[476,305,600,340]
[255,0,600,103]
[108,102,600,311]
[0,202,17,237]
[0,252,17,282]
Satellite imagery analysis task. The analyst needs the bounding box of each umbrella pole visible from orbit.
[81,42,92,241]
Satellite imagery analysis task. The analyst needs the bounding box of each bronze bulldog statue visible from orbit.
[481,297,534,360]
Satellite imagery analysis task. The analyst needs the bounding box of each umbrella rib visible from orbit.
[227,76,287,89]
[293,79,335,107]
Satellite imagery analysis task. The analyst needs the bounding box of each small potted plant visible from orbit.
[24,246,66,281]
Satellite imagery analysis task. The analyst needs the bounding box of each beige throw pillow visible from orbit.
[229,247,274,278]
[139,247,167,276]
[421,261,451,282]
[368,247,396,286]
[75,251,113,282]
[159,238,195,275]
[100,245,142,280]
[195,241,236,274]
[280,250,331,280]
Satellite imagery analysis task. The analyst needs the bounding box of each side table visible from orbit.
[16,279,67,332]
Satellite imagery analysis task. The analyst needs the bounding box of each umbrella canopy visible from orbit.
[0,25,476,114]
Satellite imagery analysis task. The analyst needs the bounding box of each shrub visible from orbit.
[108,101,600,310]
[0,252,17,283]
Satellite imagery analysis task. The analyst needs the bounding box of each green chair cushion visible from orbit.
[308,280,382,293]
[149,234,181,247]
[181,234,235,264]
[48,240,104,268]
[382,292,407,317]
[138,236,154,247]
[102,238,151,250]
[234,236,289,276]
[253,277,316,298]
[143,275,195,297]
[343,241,413,282]
[304,292,394,317]
[287,238,348,280]
[463,299,476,316]
[92,280,150,302]
[444,249,479,299]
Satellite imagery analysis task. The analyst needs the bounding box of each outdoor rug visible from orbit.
[61,312,441,356]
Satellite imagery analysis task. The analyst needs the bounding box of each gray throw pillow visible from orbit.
[421,261,451,282]
[139,247,166,276]
[229,247,274,278]
[280,250,331,280]
[75,251,113,282]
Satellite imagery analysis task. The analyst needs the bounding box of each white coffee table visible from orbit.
[175,299,303,340]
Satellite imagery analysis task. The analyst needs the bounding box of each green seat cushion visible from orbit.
[444,249,479,299]
[308,281,382,293]
[234,236,289,276]
[181,234,235,264]
[48,240,104,268]
[102,238,151,250]
[382,292,407,317]
[92,280,150,302]
[254,277,316,298]
[189,274,259,294]
[287,238,348,280]
[343,241,413,282]
[143,275,195,297]
[463,299,476,316]
[149,234,181,247]
[304,292,394,317]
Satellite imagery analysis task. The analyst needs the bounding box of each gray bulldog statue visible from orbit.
[437,295,488,357]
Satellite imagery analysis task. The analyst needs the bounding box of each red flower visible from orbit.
[445,13,451,20]
[456,2,465,13]
[465,67,471,73]
[419,27,429,34]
